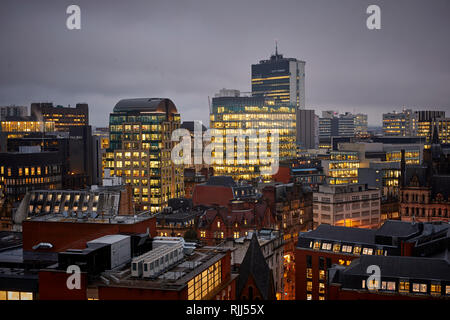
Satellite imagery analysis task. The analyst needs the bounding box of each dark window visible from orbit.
[306,255,312,268]
[319,257,325,270]
[326,258,332,269]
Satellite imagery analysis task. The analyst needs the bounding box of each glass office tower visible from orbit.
[251,48,306,147]
[251,48,305,108]
[210,95,296,181]
[105,98,184,213]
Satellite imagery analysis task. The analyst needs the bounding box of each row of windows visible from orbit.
[310,241,384,256]
[0,165,60,177]
[187,261,222,300]
[0,291,33,300]
[362,280,450,296]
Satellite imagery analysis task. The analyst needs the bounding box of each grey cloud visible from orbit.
[1,0,449,127]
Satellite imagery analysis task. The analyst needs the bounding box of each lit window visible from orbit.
[399,280,410,293]
[333,243,341,252]
[342,245,352,253]
[7,291,20,300]
[431,284,441,296]
[367,279,379,290]
[319,270,325,280]
[306,281,312,292]
[319,282,325,294]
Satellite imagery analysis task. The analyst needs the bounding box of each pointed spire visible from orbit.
[275,40,278,56]
[236,232,275,300]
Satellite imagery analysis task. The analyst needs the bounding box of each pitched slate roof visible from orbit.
[298,223,377,245]
[204,176,237,187]
[344,255,450,281]
[236,233,274,300]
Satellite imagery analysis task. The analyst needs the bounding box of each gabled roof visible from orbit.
[343,255,450,281]
[204,176,237,187]
[237,233,274,300]
[375,220,422,239]
[298,223,377,245]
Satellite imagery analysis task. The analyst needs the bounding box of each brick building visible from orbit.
[295,220,450,300]
[400,133,450,223]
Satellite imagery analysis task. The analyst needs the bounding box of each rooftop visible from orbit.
[94,247,229,291]
[113,98,178,114]
[297,220,450,255]
[27,213,153,225]
[343,255,450,281]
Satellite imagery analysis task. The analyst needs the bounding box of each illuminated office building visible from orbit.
[105,98,184,213]
[382,109,418,137]
[210,96,296,181]
[318,111,362,148]
[354,113,368,136]
[251,46,305,108]
[313,183,381,229]
[385,148,421,165]
[251,47,305,147]
[31,103,88,132]
[435,118,450,144]
[0,149,63,203]
[322,151,360,185]
[337,113,356,136]
[0,117,54,134]
[416,111,445,142]
[0,106,27,121]
[0,116,55,152]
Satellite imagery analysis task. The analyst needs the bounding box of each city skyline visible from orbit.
[1,0,449,128]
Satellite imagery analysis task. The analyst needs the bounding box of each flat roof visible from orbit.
[95,247,229,291]
[28,213,153,225]
[87,234,130,244]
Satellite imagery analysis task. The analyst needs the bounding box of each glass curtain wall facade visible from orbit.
[105,98,184,213]
[210,96,296,181]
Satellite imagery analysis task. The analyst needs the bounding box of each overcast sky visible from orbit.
[1,0,449,127]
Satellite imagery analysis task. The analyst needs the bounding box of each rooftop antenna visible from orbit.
[275,40,278,56]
